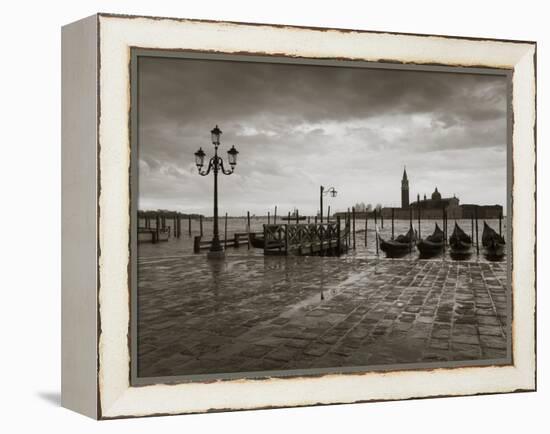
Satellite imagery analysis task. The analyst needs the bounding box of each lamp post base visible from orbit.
[207,249,225,259]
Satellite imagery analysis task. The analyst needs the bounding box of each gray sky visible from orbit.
[137,56,508,216]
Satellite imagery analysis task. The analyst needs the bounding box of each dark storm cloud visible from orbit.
[137,56,507,215]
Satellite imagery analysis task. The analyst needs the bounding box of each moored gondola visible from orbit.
[249,233,265,248]
[379,227,416,258]
[416,223,445,257]
[449,222,472,259]
[482,221,505,259]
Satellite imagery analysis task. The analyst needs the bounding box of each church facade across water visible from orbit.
[381,167,503,220]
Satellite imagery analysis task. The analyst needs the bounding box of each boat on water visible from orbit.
[249,233,265,249]
[379,227,416,258]
[449,222,472,259]
[416,223,445,257]
[482,221,505,259]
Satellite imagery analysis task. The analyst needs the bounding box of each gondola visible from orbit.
[449,222,472,259]
[249,233,286,249]
[249,233,265,249]
[379,227,416,258]
[482,221,505,259]
[416,223,445,257]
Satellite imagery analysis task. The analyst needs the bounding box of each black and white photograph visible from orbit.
[134,53,511,380]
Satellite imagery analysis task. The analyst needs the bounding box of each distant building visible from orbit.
[336,168,504,220]
[384,168,502,219]
[401,167,409,208]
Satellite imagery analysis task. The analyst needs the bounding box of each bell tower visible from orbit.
[401,167,409,208]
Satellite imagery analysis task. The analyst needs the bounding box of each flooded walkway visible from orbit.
[137,254,509,378]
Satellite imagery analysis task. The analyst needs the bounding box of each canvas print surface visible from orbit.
[133,54,510,382]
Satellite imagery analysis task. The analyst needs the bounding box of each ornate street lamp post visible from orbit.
[194,125,239,258]
[320,185,337,223]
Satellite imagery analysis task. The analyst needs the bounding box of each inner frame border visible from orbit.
[129,48,514,387]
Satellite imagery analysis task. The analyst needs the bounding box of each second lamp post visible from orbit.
[320,185,337,223]
[194,125,239,258]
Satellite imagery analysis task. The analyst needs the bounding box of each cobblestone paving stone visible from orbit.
[137,255,509,377]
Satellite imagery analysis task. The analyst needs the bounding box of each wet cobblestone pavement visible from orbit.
[137,254,509,378]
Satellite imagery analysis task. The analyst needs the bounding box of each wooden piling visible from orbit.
[308,216,311,224]
[327,205,331,222]
[390,208,394,240]
[296,209,299,224]
[352,207,356,250]
[499,211,502,236]
[417,194,421,239]
[288,211,291,225]
[380,210,384,229]
[199,215,203,236]
[188,215,191,235]
[475,208,479,255]
[268,211,270,224]
[349,213,352,249]
[337,216,341,254]
[155,213,160,243]
[224,213,228,249]
[471,213,474,242]
[374,209,379,256]
[364,211,368,247]
[314,215,318,225]
[409,206,413,230]
[274,206,277,224]
[247,211,251,250]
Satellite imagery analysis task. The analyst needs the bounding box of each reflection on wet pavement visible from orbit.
[137,251,509,378]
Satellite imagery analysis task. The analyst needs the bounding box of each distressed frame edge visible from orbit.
[61,13,100,420]
[95,14,537,419]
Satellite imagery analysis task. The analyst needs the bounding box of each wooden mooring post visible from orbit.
[499,211,502,236]
[391,208,395,240]
[380,210,384,229]
[308,216,311,224]
[348,208,351,246]
[295,209,299,224]
[352,207,356,250]
[471,213,474,243]
[199,215,203,236]
[374,209,379,256]
[337,216,342,253]
[364,211,368,247]
[475,208,479,255]
[327,205,331,222]
[224,213,228,249]
[268,211,270,224]
[314,215,318,225]
[417,194,421,239]
[274,206,277,224]
[155,213,160,243]
[247,211,251,250]
[188,215,191,236]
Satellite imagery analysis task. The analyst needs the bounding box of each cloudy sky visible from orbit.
[137,56,508,216]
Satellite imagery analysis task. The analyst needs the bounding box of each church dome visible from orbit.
[431,187,442,201]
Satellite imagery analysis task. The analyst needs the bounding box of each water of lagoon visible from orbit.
[138,217,506,264]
